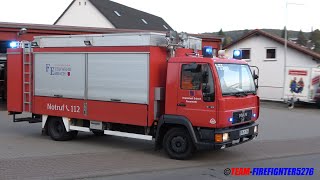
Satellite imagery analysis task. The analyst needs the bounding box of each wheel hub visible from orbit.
[171,136,187,153]
[54,121,63,134]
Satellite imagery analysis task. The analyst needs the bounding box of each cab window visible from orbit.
[180,63,215,102]
[180,64,202,90]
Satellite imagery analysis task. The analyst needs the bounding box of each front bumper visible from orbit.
[195,123,258,150]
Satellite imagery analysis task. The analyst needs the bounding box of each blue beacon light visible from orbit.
[233,50,242,59]
[10,41,18,48]
[202,46,213,58]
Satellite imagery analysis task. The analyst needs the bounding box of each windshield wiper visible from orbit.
[224,91,248,97]
[244,91,257,95]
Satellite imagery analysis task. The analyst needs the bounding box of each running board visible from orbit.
[104,130,153,141]
[14,118,41,123]
[13,117,41,123]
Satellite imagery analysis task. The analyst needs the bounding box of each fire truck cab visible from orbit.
[7,32,259,159]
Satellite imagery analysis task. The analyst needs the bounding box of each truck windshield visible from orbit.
[215,63,256,96]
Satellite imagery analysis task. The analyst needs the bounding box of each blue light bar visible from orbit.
[10,41,18,48]
[202,46,213,58]
[233,50,242,59]
[253,113,256,118]
[229,117,233,122]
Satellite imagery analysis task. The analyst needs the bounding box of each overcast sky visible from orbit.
[0,0,318,33]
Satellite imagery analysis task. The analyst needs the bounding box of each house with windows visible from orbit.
[54,0,173,31]
[224,29,320,101]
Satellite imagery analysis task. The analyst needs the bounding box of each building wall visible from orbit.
[55,0,115,28]
[226,35,319,101]
[202,39,222,56]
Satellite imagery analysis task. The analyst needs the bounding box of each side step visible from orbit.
[13,114,42,123]
[13,117,41,123]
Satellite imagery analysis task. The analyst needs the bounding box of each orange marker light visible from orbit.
[215,134,223,143]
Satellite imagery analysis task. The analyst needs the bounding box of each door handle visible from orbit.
[207,106,215,109]
[177,103,186,107]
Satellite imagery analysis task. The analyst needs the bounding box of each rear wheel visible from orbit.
[47,117,78,141]
[163,127,195,160]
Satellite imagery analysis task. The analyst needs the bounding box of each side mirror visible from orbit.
[253,70,259,79]
[253,70,259,89]
[202,71,209,84]
[202,84,215,102]
[185,63,201,73]
[202,85,210,93]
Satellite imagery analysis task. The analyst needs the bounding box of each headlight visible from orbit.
[223,133,229,141]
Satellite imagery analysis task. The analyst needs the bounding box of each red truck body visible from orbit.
[7,32,259,159]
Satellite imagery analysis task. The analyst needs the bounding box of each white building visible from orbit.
[225,29,320,101]
[54,0,173,31]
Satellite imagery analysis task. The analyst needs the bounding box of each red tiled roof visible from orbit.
[224,29,320,61]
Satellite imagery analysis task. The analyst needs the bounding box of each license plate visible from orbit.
[239,129,249,136]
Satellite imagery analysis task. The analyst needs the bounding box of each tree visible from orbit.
[223,36,233,47]
[314,41,320,53]
[310,29,320,44]
[281,26,286,39]
[242,29,250,36]
[217,28,231,47]
[297,30,307,46]
[218,29,225,36]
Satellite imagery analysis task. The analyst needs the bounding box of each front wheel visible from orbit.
[47,117,78,141]
[163,127,195,160]
[316,100,320,109]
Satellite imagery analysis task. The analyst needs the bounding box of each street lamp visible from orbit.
[283,1,304,101]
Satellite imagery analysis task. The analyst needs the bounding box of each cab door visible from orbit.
[176,63,217,127]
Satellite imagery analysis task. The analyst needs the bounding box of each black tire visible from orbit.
[92,130,105,136]
[47,117,78,141]
[316,100,320,109]
[163,127,195,160]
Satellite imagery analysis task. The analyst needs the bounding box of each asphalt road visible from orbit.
[0,101,319,180]
[87,154,320,180]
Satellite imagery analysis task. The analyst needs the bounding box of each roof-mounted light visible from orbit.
[202,46,213,58]
[9,41,19,48]
[233,50,242,59]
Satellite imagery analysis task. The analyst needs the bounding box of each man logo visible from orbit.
[209,118,216,125]
[238,111,248,122]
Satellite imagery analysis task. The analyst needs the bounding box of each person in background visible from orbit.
[290,77,297,93]
[297,78,304,93]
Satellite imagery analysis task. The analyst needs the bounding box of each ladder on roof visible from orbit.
[22,42,32,112]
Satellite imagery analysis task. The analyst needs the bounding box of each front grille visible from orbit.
[232,109,252,124]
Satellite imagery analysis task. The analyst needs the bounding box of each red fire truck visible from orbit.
[7,32,259,159]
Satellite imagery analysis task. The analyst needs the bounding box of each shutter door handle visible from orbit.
[177,103,186,107]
